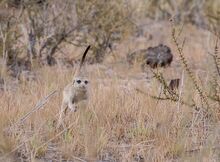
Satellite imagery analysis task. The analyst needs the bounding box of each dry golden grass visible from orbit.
[0,23,220,162]
[1,0,220,161]
[0,61,220,162]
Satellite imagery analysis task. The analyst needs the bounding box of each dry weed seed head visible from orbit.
[171,26,209,110]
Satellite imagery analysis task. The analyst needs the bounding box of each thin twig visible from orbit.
[71,155,87,162]
[13,90,58,126]
[177,70,184,111]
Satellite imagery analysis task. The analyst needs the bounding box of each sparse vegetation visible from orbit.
[0,0,220,161]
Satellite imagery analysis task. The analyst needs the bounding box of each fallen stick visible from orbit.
[14,90,58,125]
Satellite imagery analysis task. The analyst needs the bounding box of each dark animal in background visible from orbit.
[168,78,180,91]
[127,44,173,70]
[145,44,173,68]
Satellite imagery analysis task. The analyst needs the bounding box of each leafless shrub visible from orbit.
[150,24,220,121]
[204,0,220,37]
[0,0,134,81]
[74,0,134,63]
[18,0,79,65]
[136,0,206,26]
[0,6,22,80]
[208,37,220,104]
